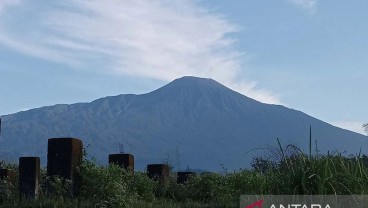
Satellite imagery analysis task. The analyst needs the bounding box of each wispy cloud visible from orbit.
[331,121,366,135]
[0,0,20,12]
[0,0,280,104]
[288,0,318,13]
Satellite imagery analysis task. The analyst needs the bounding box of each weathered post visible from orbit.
[177,171,196,184]
[147,164,169,181]
[47,138,83,196]
[19,157,40,199]
[108,154,134,173]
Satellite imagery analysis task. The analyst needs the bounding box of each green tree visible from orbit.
[364,123,368,135]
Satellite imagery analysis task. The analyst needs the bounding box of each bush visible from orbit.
[78,160,138,207]
[3,143,368,207]
[0,161,18,203]
[130,172,156,202]
[0,179,16,202]
[41,175,71,199]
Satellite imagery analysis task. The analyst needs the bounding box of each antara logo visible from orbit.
[269,205,331,208]
[246,200,264,208]
[245,200,331,208]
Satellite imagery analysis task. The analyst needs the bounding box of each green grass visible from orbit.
[2,143,368,207]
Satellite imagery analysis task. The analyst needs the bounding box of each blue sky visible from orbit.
[0,0,367,134]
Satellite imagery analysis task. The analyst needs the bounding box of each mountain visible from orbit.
[0,76,367,171]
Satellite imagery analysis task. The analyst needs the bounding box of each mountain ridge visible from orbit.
[0,76,366,171]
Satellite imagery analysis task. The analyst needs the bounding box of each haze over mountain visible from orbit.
[0,76,367,171]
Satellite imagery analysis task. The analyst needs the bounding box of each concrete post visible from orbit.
[47,138,83,196]
[147,164,169,181]
[108,154,134,173]
[19,157,40,199]
[177,171,196,184]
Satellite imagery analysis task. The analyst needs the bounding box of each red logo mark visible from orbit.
[246,199,264,208]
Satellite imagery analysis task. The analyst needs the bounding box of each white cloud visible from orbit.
[0,0,280,104]
[0,0,20,12]
[331,121,366,135]
[288,0,318,13]
[228,82,281,104]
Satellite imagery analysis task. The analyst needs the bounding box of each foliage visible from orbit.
[251,156,276,174]
[0,179,16,202]
[41,175,71,199]
[2,142,368,207]
[130,171,156,202]
[78,160,139,207]
[0,161,18,203]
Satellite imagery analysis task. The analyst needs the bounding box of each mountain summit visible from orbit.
[0,76,367,171]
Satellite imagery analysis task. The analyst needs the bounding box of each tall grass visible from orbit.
[2,140,368,207]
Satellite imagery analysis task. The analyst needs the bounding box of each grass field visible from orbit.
[1,141,368,207]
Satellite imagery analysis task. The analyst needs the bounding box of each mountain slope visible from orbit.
[0,76,367,171]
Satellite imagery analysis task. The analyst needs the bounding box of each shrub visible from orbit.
[78,160,138,207]
[41,175,71,199]
[0,179,16,202]
[130,172,156,202]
